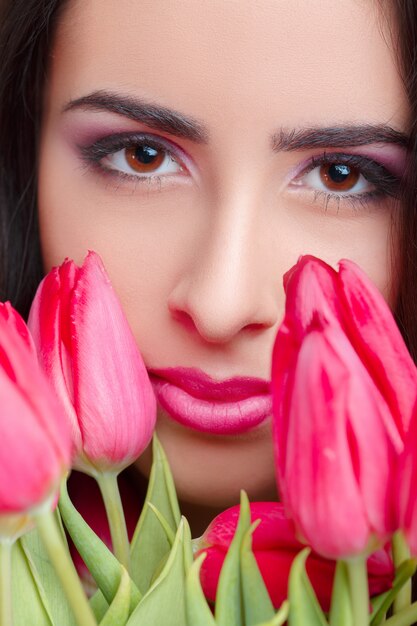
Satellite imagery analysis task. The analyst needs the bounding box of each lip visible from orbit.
[148,367,272,435]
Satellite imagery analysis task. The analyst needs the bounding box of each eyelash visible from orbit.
[79,133,401,207]
[292,152,400,210]
[80,132,185,189]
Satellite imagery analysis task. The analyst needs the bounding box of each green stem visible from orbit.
[0,540,13,626]
[384,601,417,626]
[392,531,412,613]
[34,509,97,626]
[345,556,369,626]
[96,472,131,573]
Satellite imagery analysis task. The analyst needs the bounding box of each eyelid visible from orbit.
[291,151,396,177]
[79,131,192,174]
[290,151,400,196]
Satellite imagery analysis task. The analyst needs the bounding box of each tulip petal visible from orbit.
[28,263,81,452]
[283,256,343,338]
[0,314,70,465]
[0,302,37,358]
[0,367,63,511]
[397,409,417,554]
[202,502,299,552]
[338,260,417,434]
[271,324,299,501]
[70,251,156,470]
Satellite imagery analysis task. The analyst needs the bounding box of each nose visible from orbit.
[167,192,281,344]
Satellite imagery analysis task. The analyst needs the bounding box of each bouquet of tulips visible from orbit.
[1,250,417,626]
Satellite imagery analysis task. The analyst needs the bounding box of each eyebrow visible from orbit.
[63,90,210,143]
[271,125,409,151]
[63,90,409,151]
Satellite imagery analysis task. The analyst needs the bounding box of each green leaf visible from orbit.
[241,519,275,626]
[90,590,109,623]
[215,490,251,626]
[287,548,328,626]
[182,514,194,572]
[147,503,175,547]
[130,434,181,595]
[328,561,353,626]
[99,566,131,626]
[185,553,216,626]
[146,511,190,590]
[11,539,53,626]
[370,558,417,626]
[382,600,417,625]
[18,510,78,626]
[126,518,188,625]
[58,478,141,614]
[253,601,289,626]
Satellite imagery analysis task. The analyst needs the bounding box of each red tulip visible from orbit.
[28,251,157,474]
[272,256,413,558]
[195,502,394,612]
[0,303,70,527]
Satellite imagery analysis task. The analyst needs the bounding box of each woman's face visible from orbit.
[38,0,408,515]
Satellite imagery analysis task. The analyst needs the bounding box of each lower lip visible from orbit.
[150,378,272,435]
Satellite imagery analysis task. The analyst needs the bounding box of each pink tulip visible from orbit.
[0,303,70,521]
[272,256,414,558]
[195,502,394,612]
[28,251,157,474]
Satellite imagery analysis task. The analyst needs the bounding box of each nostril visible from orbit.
[169,308,197,333]
[245,322,270,332]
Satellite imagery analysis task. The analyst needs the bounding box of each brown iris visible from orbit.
[319,163,360,192]
[125,145,165,173]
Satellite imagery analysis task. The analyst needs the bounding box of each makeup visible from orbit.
[149,367,272,435]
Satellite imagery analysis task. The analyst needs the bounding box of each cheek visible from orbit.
[275,203,396,306]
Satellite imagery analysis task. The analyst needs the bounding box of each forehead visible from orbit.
[49,0,407,132]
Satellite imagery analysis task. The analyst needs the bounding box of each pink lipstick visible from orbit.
[148,367,272,435]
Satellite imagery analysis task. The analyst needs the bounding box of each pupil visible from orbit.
[135,145,158,164]
[328,164,350,183]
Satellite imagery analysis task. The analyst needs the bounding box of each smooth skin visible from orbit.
[38,0,408,531]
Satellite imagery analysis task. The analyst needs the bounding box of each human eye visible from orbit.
[79,132,186,186]
[290,152,400,209]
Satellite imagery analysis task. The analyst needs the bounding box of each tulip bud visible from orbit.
[195,502,394,612]
[0,303,71,537]
[272,256,411,559]
[28,251,157,475]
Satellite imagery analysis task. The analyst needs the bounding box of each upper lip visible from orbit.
[148,367,271,401]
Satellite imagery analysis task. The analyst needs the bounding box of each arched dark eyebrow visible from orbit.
[271,125,409,151]
[63,90,210,143]
[63,90,409,150]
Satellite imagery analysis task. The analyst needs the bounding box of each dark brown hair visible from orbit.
[0,0,417,359]
[390,2,417,360]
